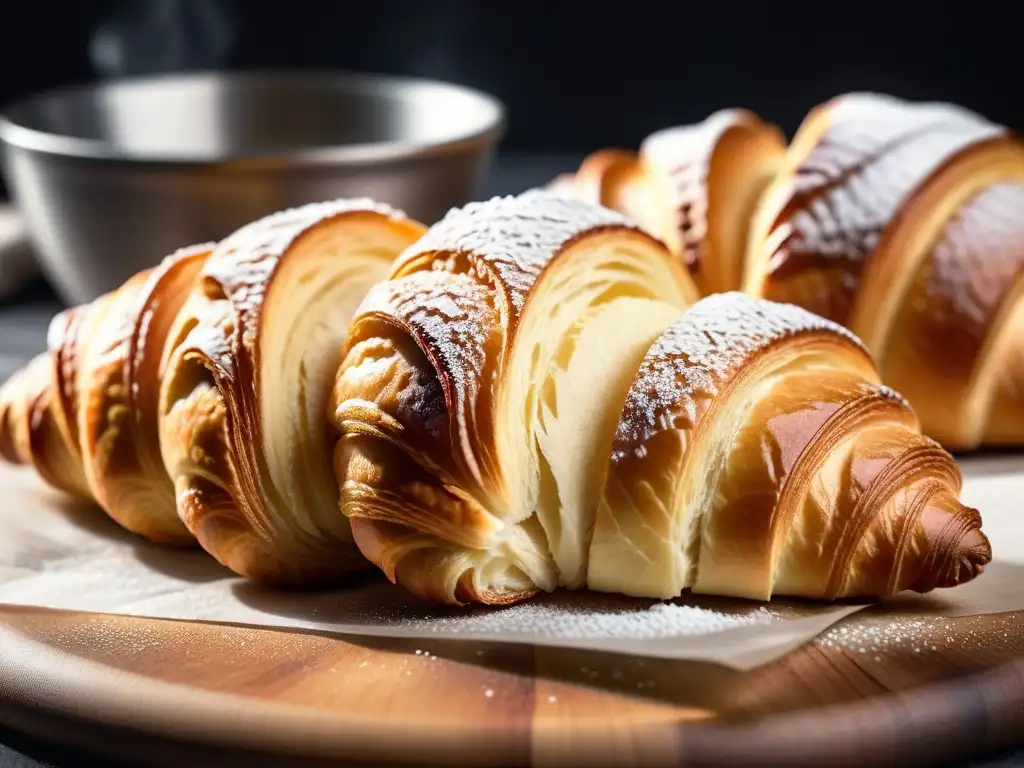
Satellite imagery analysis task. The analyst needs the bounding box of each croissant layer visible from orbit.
[159,200,427,583]
[330,192,990,606]
[0,246,213,541]
[80,245,213,543]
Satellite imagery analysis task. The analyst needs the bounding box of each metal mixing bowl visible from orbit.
[0,71,505,304]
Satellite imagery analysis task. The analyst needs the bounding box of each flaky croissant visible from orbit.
[159,200,426,583]
[329,191,990,606]
[0,244,212,542]
[0,199,426,584]
[548,93,1024,450]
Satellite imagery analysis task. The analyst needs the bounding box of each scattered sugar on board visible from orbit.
[399,601,776,640]
[818,612,1023,656]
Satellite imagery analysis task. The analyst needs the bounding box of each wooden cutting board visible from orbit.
[0,599,1022,767]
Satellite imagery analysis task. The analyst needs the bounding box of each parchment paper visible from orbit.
[0,456,1021,671]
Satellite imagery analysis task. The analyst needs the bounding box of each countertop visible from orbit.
[0,154,1021,768]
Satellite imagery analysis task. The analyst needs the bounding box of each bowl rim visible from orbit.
[0,69,506,168]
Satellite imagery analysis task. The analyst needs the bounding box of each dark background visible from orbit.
[0,0,1020,159]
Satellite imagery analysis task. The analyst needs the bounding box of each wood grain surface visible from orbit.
[0,599,1022,767]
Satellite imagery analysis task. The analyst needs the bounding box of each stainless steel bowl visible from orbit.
[0,71,505,304]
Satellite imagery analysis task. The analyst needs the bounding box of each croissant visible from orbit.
[0,199,427,583]
[329,191,990,606]
[158,200,427,583]
[548,93,1024,450]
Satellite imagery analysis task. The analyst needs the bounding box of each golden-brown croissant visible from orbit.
[330,191,989,606]
[0,200,426,582]
[158,200,426,583]
[548,93,1024,450]
[0,245,212,542]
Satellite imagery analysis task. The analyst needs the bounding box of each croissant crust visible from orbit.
[160,200,427,583]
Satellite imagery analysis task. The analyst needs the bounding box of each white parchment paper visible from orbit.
[0,455,1021,671]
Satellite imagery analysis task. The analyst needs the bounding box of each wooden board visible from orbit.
[0,601,1022,767]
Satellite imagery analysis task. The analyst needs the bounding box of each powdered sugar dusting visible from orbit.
[640,110,759,270]
[352,270,496,476]
[173,297,238,383]
[397,191,636,323]
[874,384,912,412]
[612,292,865,460]
[767,93,1003,299]
[201,198,409,355]
[163,199,412,401]
[397,599,777,640]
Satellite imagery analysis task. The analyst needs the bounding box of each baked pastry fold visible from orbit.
[330,192,989,605]
[331,192,699,603]
[159,200,426,583]
[547,110,787,297]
